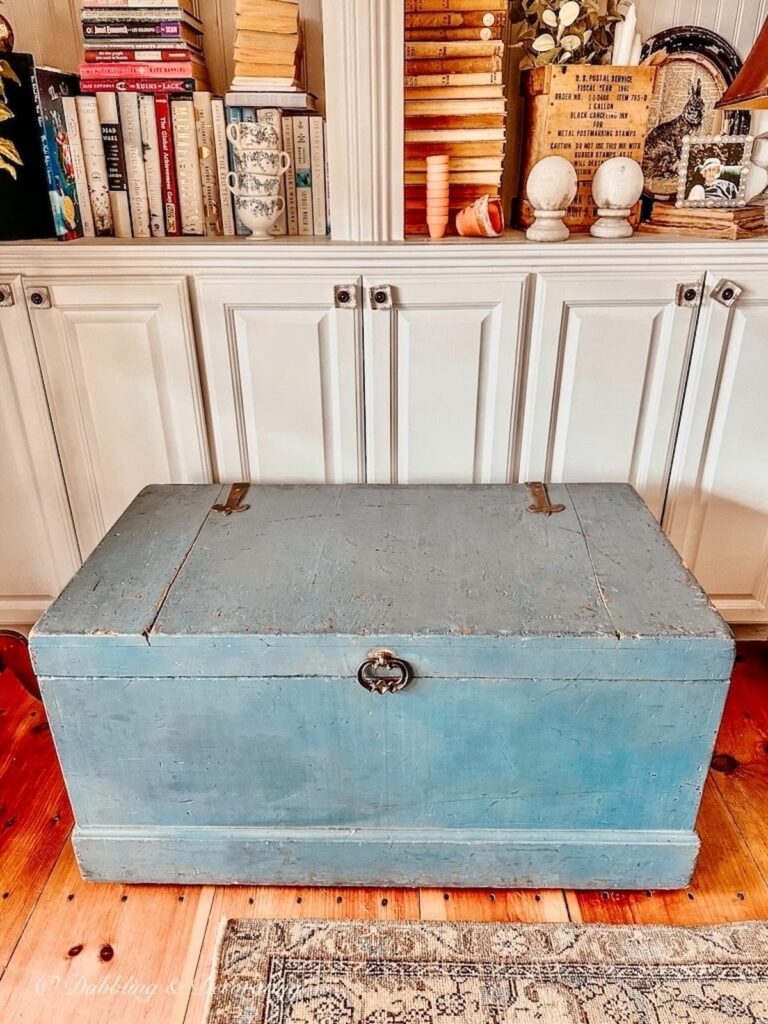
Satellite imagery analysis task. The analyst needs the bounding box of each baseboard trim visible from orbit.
[73,824,700,889]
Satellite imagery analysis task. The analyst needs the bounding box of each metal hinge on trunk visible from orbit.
[213,483,251,515]
[526,482,565,516]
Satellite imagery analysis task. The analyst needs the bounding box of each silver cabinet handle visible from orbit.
[369,285,393,311]
[711,279,742,308]
[675,282,703,308]
[0,283,14,307]
[334,284,358,309]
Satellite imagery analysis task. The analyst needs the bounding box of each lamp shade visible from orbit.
[717,17,768,110]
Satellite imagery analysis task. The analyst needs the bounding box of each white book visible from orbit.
[118,92,151,238]
[61,97,95,237]
[76,95,113,236]
[96,91,132,238]
[292,115,313,236]
[281,115,299,236]
[138,94,165,237]
[308,115,327,237]
[171,96,205,235]
[211,98,236,236]
[193,92,222,235]
[256,108,287,235]
[323,119,331,237]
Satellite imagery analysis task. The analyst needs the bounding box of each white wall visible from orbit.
[638,0,768,57]
[2,0,325,107]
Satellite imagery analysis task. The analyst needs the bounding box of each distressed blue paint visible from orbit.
[72,826,700,890]
[32,484,735,888]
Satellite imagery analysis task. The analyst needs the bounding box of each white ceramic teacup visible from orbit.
[227,171,281,197]
[235,194,285,239]
[232,148,290,176]
[226,121,280,150]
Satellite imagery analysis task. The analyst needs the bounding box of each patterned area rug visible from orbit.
[204,918,768,1023]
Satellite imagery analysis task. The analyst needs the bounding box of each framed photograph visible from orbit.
[676,135,754,209]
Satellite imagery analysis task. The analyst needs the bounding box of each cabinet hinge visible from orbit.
[0,284,14,307]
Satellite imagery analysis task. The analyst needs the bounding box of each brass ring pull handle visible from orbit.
[357,648,413,694]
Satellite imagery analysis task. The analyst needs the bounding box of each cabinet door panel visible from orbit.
[0,280,79,624]
[520,272,699,519]
[364,273,528,484]
[195,276,364,484]
[30,278,211,559]
[666,274,768,623]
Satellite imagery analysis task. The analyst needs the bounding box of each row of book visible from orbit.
[232,0,303,93]
[78,0,210,95]
[0,55,329,240]
[404,0,509,237]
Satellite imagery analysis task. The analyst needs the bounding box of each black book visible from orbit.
[0,54,83,241]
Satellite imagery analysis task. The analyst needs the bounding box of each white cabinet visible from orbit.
[195,274,364,484]
[519,270,701,520]
[665,273,768,624]
[0,280,80,624]
[364,271,529,484]
[28,278,211,559]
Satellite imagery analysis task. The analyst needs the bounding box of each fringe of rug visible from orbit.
[198,916,230,1024]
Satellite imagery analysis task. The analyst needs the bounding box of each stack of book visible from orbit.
[225,100,329,236]
[404,0,508,237]
[79,0,209,95]
[231,0,303,92]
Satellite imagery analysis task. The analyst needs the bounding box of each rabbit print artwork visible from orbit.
[643,80,705,182]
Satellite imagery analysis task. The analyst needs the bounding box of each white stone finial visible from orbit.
[525,156,578,242]
[591,157,645,238]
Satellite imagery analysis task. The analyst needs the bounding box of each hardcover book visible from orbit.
[97,91,132,237]
[0,55,83,241]
[76,94,114,235]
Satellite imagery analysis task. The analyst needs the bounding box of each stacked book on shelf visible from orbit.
[230,0,303,92]
[404,0,508,237]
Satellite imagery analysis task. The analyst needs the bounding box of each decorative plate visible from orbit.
[640,26,750,202]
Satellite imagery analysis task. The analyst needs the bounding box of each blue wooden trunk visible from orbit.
[31,484,734,889]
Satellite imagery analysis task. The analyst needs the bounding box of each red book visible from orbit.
[79,77,196,93]
[154,94,180,236]
[83,48,193,63]
[79,61,197,79]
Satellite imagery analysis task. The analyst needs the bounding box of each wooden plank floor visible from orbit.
[0,644,766,1023]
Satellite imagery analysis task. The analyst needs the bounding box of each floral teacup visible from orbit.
[226,121,280,150]
[232,148,290,175]
[235,195,285,239]
[227,171,280,197]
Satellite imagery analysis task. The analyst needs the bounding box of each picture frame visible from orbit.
[676,134,754,209]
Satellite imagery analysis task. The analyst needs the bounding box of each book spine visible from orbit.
[405,10,507,28]
[171,96,205,236]
[80,62,197,79]
[405,0,506,10]
[405,56,503,74]
[29,73,77,239]
[225,105,247,236]
[211,98,235,236]
[256,108,287,235]
[138,94,165,237]
[83,22,188,38]
[154,94,180,236]
[75,95,114,235]
[281,114,299,236]
[404,71,503,87]
[85,0,196,9]
[118,92,150,237]
[292,116,313,237]
[323,119,331,236]
[405,27,504,40]
[81,78,196,94]
[97,92,132,238]
[62,96,96,237]
[404,40,503,58]
[84,48,193,62]
[241,106,257,124]
[309,115,327,237]
[193,92,222,235]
